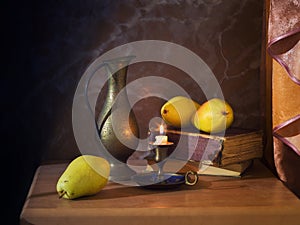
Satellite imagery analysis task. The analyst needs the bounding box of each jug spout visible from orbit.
[103,56,136,77]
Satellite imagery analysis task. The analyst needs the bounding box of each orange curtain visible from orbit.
[267,0,300,197]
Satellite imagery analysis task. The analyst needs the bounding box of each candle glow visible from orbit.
[159,124,164,134]
[154,124,168,145]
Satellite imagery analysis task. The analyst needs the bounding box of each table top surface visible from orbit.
[20,160,300,225]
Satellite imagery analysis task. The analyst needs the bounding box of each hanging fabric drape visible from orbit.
[267,0,300,197]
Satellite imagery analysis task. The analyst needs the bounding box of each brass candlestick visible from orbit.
[149,141,174,178]
[131,125,198,188]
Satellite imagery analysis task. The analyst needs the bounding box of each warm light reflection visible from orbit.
[123,128,131,137]
[159,124,164,135]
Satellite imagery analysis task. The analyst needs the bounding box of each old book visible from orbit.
[166,128,263,166]
[162,159,253,177]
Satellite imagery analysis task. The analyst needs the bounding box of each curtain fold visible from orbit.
[267,0,300,197]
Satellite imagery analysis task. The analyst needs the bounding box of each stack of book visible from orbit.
[163,159,254,177]
[165,128,263,177]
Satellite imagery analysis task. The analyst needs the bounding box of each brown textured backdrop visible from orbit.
[28,0,264,161]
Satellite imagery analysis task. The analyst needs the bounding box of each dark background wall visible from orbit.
[3,1,263,224]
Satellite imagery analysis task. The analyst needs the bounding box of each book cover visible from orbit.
[166,128,263,166]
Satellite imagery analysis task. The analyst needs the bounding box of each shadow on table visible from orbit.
[80,179,212,201]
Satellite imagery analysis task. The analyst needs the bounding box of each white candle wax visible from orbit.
[153,124,168,145]
[154,135,168,145]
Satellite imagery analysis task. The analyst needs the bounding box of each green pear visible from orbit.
[56,155,110,200]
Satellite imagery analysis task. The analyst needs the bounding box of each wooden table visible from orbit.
[20,160,300,225]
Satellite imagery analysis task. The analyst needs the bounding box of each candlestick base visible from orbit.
[132,171,198,189]
[131,138,198,189]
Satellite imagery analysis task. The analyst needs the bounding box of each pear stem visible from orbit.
[59,190,67,199]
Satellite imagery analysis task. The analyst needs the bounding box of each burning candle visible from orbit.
[153,124,168,145]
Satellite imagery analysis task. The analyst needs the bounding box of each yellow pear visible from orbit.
[56,155,110,199]
[161,96,201,128]
[193,98,234,133]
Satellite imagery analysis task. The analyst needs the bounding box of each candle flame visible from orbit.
[159,124,164,135]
